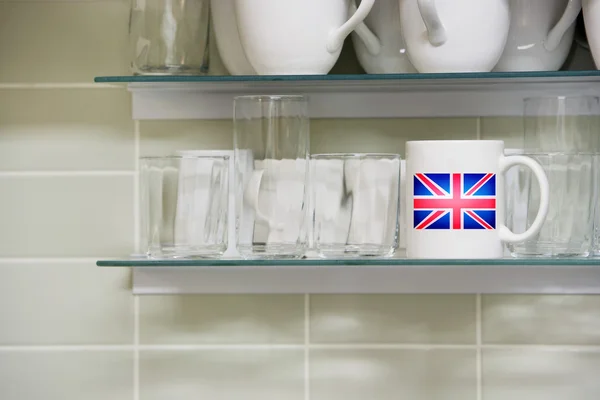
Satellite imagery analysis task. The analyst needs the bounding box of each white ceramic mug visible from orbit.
[399,0,510,73]
[350,0,417,73]
[584,0,600,69]
[405,140,550,259]
[211,0,256,75]
[234,0,377,75]
[494,0,581,72]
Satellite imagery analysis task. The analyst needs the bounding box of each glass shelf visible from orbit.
[102,71,600,119]
[101,256,600,294]
[97,257,600,267]
[95,70,600,84]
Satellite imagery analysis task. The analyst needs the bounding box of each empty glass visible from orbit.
[508,96,600,257]
[311,153,401,258]
[139,156,229,259]
[234,95,310,259]
[129,0,210,75]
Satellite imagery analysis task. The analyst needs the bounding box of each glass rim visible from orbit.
[139,155,230,161]
[233,95,308,102]
[311,153,401,159]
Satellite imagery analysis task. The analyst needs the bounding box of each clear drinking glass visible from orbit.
[234,95,310,259]
[507,96,600,257]
[311,153,401,258]
[139,156,229,259]
[129,0,210,75]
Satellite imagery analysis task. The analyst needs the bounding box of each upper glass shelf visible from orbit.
[97,257,600,267]
[96,70,600,84]
[105,71,600,119]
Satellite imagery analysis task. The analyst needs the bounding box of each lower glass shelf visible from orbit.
[97,256,600,267]
[98,256,600,295]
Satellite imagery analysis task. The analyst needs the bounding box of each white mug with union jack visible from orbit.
[405,140,550,259]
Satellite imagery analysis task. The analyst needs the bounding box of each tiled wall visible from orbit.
[0,1,599,399]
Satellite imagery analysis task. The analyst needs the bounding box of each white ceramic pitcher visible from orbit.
[351,0,417,73]
[399,0,511,73]
[211,0,256,75]
[584,0,600,69]
[494,0,581,72]
[234,0,378,75]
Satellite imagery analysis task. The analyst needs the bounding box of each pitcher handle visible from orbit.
[347,0,382,56]
[545,0,582,51]
[497,155,550,244]
[417,0,447,46]
[327,0,376,53]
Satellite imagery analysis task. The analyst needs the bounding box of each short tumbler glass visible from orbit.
[234,95,310,259]
[139,156,229,259]
[129,0,210,75]
[311,153,401,258]
[507,96,600,257]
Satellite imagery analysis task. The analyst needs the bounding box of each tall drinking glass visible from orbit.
[508,96,600,257]
[129,0,210,75]
[234,95,310,259]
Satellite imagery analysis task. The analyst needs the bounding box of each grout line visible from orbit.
[138,344,305,351]
[476,117,482,140]
[0,345,135,352]
[308,344,477,350]
[304,294,310,400]
[133,296,140,400]
[0,83,121,90]
[0,258,104,263]
[476,294,483,400]
[1,343,600,352]
[0,171,135,178]
[133,120,141,254]
[133,120,141,400]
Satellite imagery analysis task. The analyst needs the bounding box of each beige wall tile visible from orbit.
[139,120,233,157]
[0,89,133,171]
[140,118,477,159]
[0,176,133,257]
[482,295,600,345]
[310,295,476,344]
[0,351,133,400]
[140,350,303,400]
[0,2,129,82]
[480,117,524,149]
[311,349,476,400]
[482,349,600,400]
[140,295,303,344]
[311,118,478,155]
[0,262,132,345]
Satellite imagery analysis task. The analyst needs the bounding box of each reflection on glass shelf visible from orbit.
[95,70,600,84]
[97,256,600,267]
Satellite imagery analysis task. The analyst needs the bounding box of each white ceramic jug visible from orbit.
[584,0,600,68]
[234,0,378,75]
[399,0,511,73]
[211,0,256,75]
[351,0,417,73]
[495,0,581,72]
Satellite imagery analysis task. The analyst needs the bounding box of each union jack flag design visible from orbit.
[413,173,497,230]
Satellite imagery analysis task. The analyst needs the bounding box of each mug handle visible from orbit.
[417,0,447,46]
[327,0,376,53]
[545,0,582,51]
[348,0,382,56]
[244,169,284,231]
[497,155,550,243]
